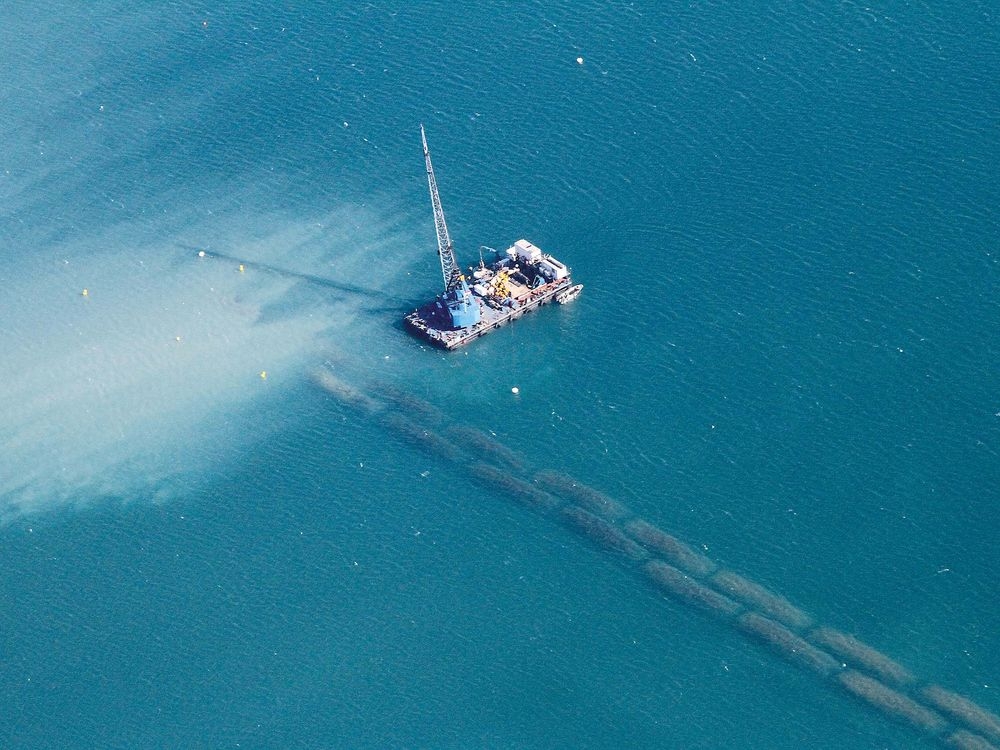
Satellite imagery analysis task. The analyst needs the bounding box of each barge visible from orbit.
[404,126,580,350]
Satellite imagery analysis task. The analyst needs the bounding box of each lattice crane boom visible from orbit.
[421,124,463,292]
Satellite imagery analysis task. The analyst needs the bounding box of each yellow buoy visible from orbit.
[81,288,89,297]
[239,264,245,273]
[260,370,267,379]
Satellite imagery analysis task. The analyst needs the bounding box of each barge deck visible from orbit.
[405,126,580,350]
[405,241,575,350]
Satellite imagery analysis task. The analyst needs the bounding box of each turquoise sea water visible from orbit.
[2,2,998,748]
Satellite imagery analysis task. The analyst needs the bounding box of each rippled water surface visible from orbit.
[2,2,998,748]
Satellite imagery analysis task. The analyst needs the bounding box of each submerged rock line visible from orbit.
[313,368,1000,750]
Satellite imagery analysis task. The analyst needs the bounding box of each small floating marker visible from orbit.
[175,336,182,342]
[238,263,245,273]
[576,56,584,65]
[260,370,267,379]
[198,250,205,258]
[81,288,89,297]
[511,386,520,395]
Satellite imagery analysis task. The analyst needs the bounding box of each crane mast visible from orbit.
[421,125,463,293]
[403,127,578,347]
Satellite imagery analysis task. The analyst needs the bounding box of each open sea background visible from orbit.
[2,1,998,747]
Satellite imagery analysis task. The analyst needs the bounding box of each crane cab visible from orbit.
[441,281,480,329]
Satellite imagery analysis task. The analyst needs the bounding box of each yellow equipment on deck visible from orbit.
[492,269,511,299]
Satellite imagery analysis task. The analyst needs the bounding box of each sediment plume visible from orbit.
[534,470,630,522]
[377,413,463,463]
[468,462,562,512]
[445,425,525,471]
[559,506,648,561]
[837,670,947,735]
[808,627,914,688]
[712,570,813,631]
[644,560,741,618]
[624,519,717,578]
[945,729,1000,750]
[921,686,1000,744]
[736,613,841,678]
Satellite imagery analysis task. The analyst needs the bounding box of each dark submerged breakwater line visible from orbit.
[314,367,1000,749]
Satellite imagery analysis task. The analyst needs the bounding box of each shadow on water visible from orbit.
[253,281,409,327]
[176,244,414,310]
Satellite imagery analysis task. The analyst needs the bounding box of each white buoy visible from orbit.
[511,386,519,395]
[198,250,205,258]
[576,56,584,65]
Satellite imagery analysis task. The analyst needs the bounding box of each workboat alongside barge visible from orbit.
[404,126,581,350]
